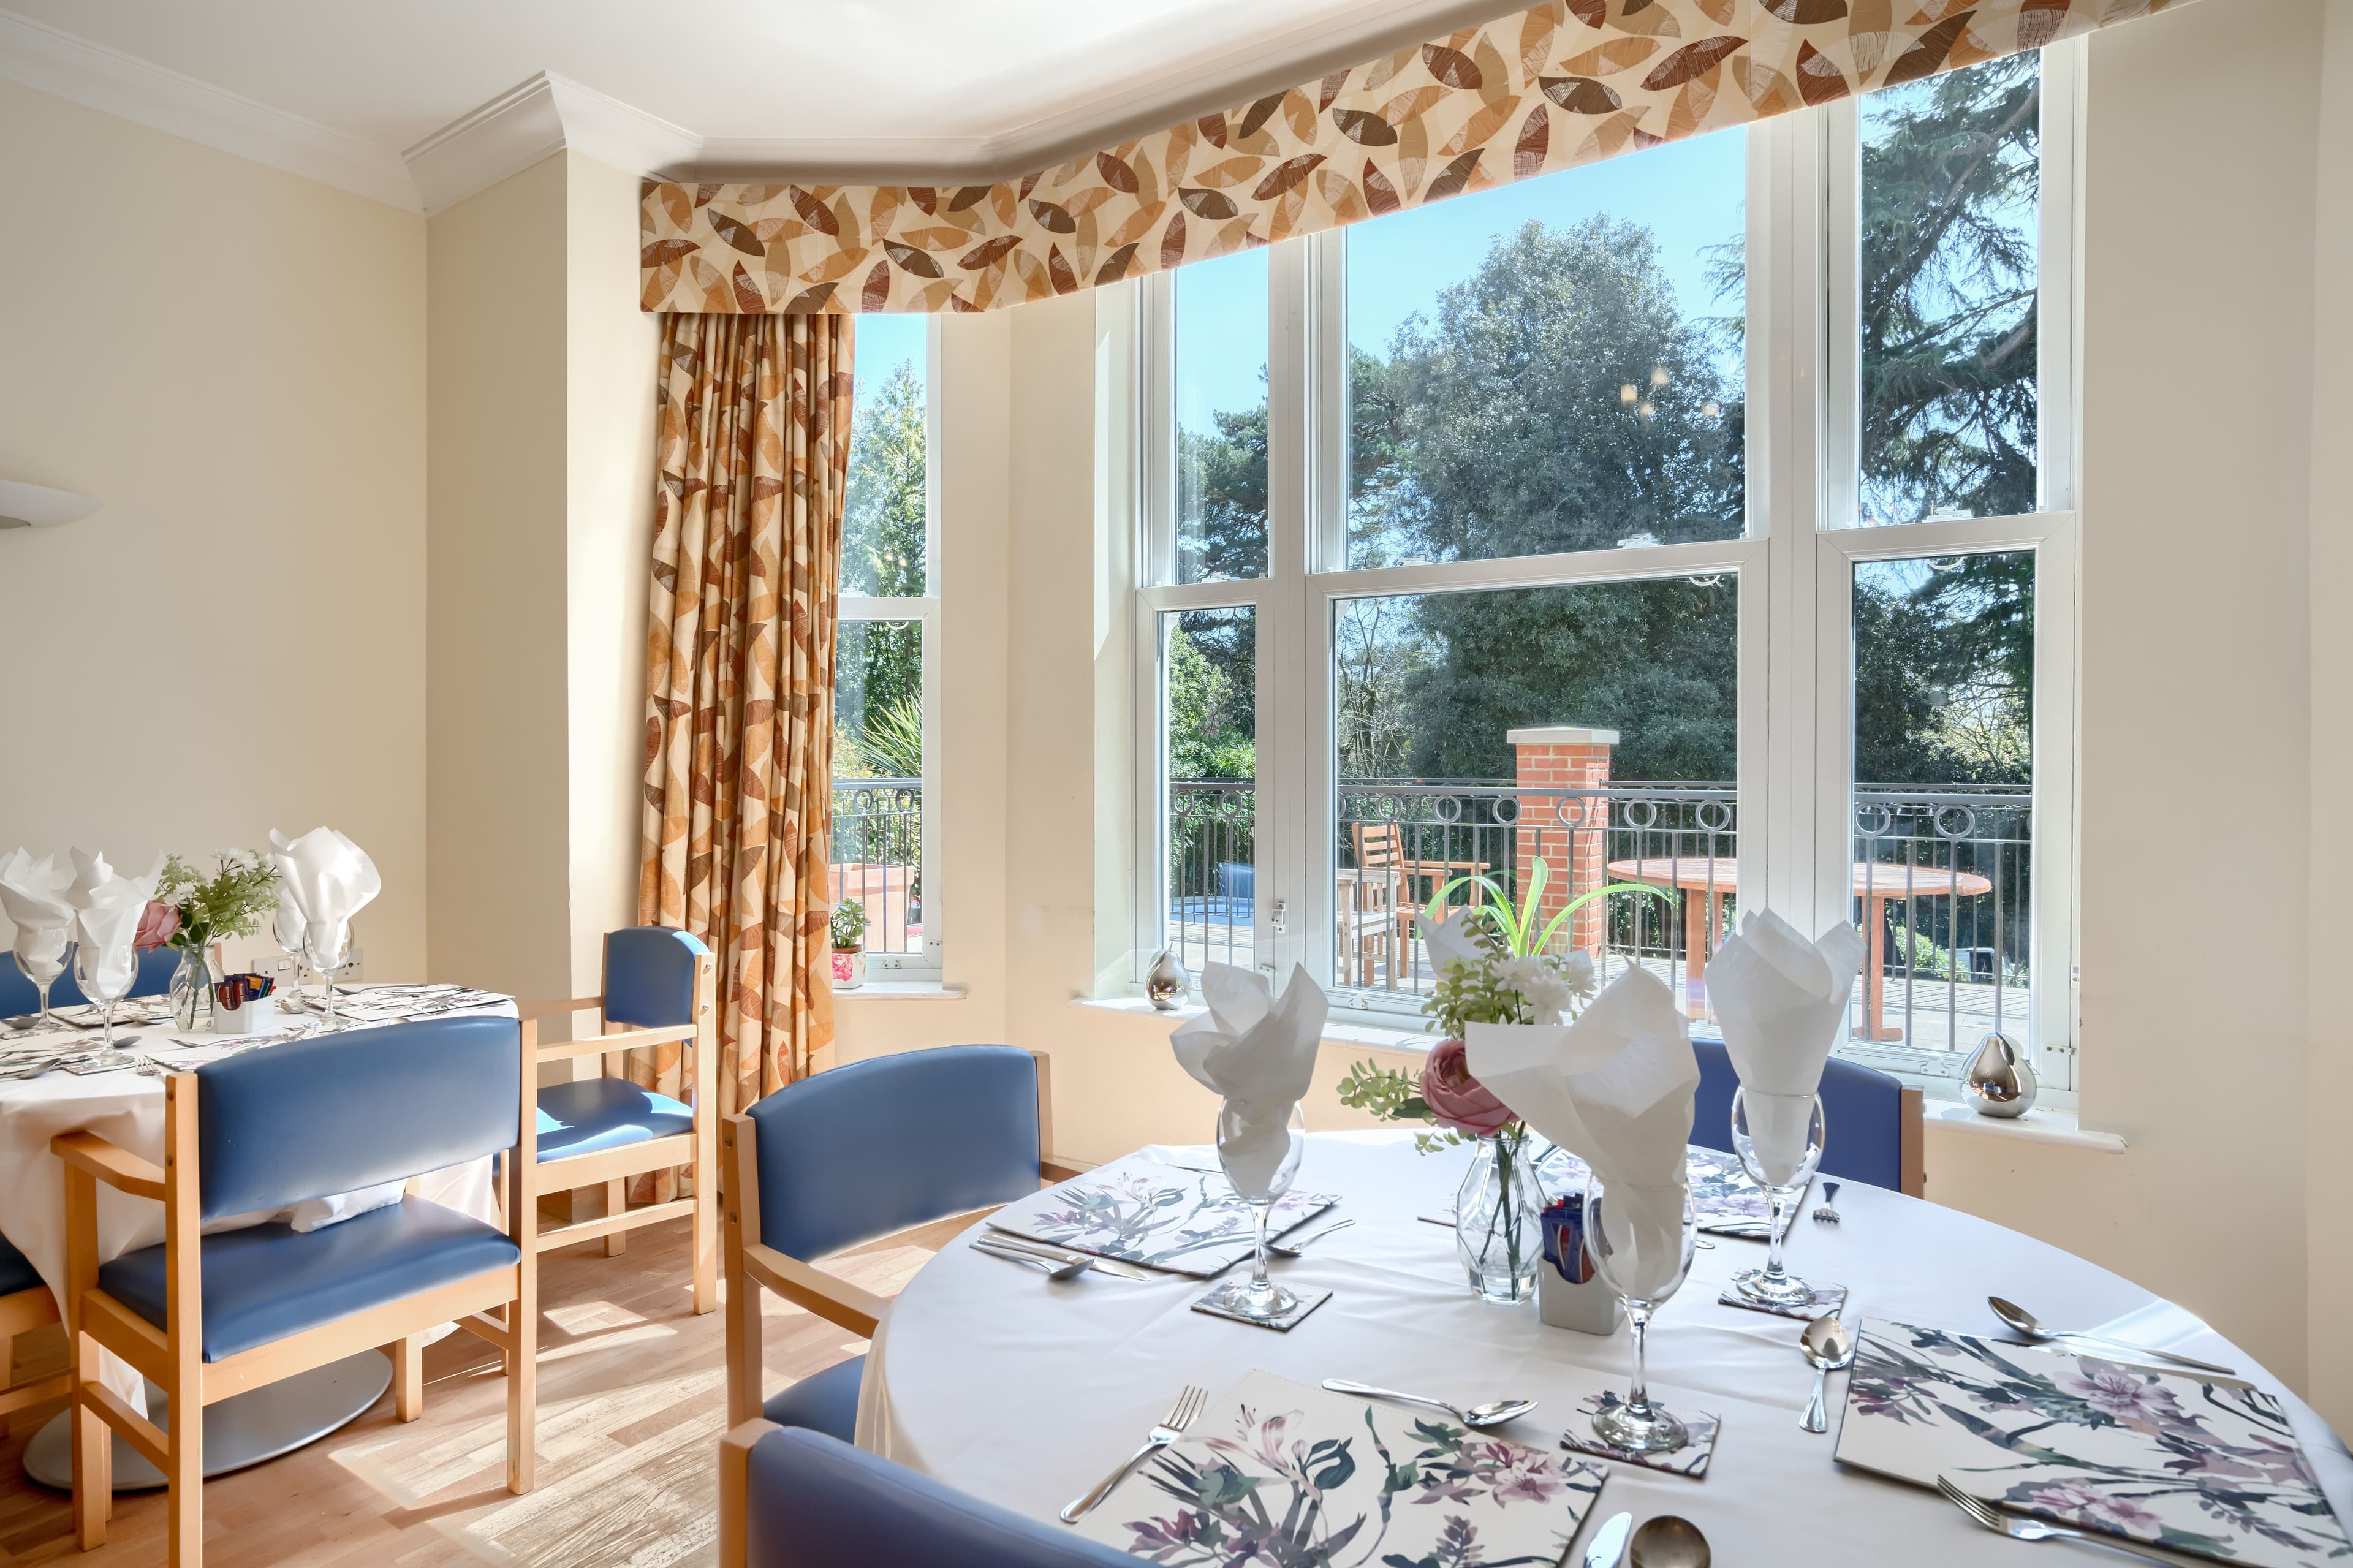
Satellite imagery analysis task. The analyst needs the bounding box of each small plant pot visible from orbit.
[830,945,867,990]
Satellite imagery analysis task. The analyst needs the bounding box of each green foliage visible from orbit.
[156,852,280,946]
[843,361,926,597]
[1165,624,1255,779]
[1334,1059,1463,1154]
[835,619,922,780]
[841,692,923,778]
[830,898,868,950]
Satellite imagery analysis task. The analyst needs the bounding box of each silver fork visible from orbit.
[1935,1475,2178,1565]
[1059,1384,1208,1524]
[1268,1218,1355,1257]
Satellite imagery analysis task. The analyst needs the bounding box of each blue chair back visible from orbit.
[745,1426,1132,1568]
[1,945,180,1014]
[604,926,708,1028]
[194,1015,522,1221]
[1690,1036,1906,1191]
[746,1045,1040,1262]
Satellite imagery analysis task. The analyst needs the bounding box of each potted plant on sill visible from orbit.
[830,899,869,991]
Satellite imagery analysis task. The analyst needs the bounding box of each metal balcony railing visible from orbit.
[830,777,922,955]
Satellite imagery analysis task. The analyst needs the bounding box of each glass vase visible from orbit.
[170,943,216,1031]
[1456,1128,1542,1304]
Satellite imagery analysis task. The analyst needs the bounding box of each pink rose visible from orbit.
[1421,1039,1515,1137]
[134,900,180,950]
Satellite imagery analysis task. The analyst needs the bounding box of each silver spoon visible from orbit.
[1269,1218,1355,1257]
[1627,1515,1711,1568]
[1798,1314,1855,1433]
[1320,1378,1536,1428]
[1987,1297,2236,1376]
[972,1240,1090,1279]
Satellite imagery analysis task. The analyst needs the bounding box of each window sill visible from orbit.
[1072,995,1439,1053]
[1920,1099,2124,1153]
[838,982,966,1001]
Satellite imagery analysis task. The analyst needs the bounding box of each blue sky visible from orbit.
[1178,124,1748,430]
[854,311,927,421]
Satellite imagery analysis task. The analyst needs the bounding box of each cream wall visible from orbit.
[0,81,428,978]
[837,0,2353,1426]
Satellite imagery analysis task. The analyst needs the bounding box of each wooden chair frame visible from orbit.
[517,943,719,1312]
[53,1072,539,1567]
[0,1278,68,1423]
[718,1417,781,1568]
[1898,1084,1927,1197]
[719,1049,1080,1428]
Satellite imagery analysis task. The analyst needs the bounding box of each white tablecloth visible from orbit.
[857,1130,2352,1565]
[0,990,514,1407]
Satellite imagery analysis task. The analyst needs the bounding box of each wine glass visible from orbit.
[70,937,140,1048]
[1583,1172,1699,1453]
[1729,1088,1827,1309]
[1197,1101,1305,1324]
[12,920,70,1030]
[272,899,309,1012]
[302,917,351,1028]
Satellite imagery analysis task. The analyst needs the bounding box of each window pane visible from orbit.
[1859,55,2042,526]
[844,314,928,596]
[832,618,924,955]
[1332,578,1736,1010]
[1175,251,1270,583]
[1162,607,1256,971]
[1851,551,2034,1050]
[1343,130,1746,569]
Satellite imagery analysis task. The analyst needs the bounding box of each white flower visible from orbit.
[1556,949,1598,1001]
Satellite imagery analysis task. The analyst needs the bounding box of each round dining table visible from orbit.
[855,1130,2350,1566]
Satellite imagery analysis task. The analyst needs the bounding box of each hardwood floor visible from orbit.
[0,1214,953,1567]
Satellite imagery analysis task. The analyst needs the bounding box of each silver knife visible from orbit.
[1581,1510,1632,1568]
[984,1234,1161,1282]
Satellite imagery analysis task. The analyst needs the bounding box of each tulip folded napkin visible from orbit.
[0,847,75,933]
[63,850,164,1000]
[1170,963,1327,1198]
[1468,966,1697,1298]
[1703,910,1865,1187]
[267,827,381,952]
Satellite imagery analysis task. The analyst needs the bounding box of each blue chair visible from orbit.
[719,1422,1131,1568]
[720,1045,1075,1436]
[53,1016,537,1566]
[517,928,718,1312]
[1,944,180,1016]
[0,1233,67,1425]
[1689,1036,1924,1194]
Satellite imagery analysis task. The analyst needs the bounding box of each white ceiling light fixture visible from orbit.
[0,481,99,531]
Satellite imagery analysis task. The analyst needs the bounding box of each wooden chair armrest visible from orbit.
[534,1023,698,1064]
[50,1131,165,1200]
[719,1418,782,1568]
[743,1241,885,1339]
[518,995,606,1022]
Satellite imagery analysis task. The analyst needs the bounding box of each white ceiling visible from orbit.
[0,0,1507,210]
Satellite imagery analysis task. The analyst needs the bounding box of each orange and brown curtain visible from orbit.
[641,0,2180,316]
[634,311,854,1151]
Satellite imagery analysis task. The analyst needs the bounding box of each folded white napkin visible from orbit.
[268,827,381,956]
[63,849,165,1000]
[1705,910,1865,1186]
[1170,963,1327,1199]
[1414,904,1488,975]
[1468,966,1697,1297]
[0,847,75,933]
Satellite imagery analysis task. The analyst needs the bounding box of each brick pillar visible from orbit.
[1509,727,1617,957]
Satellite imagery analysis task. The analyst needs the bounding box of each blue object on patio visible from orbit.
[738,1425,1133,1568]
[1218,861,1255,906]
[535,1078,695,1161]
[0,944,180,1016]
[1689,1035,1908,1192]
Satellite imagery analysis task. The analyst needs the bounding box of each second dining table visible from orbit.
[855,1129,2349,1566]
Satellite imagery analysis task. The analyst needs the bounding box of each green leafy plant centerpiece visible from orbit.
[154,851,282,1028]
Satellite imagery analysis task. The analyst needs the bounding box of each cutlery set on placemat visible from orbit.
[0,985,513,1080]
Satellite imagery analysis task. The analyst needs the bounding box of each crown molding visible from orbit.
[0,6,420,209]
[403,70,700,214]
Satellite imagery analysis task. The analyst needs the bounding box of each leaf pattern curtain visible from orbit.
[633,311,853,1170]
[642,0,2184,316]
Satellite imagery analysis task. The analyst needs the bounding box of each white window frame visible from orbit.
[838,317,944,979]
[1128,42,2083,1094]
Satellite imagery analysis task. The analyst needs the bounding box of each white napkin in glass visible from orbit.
[1468,965,1697,1297]
[1170,963,1327,1198]
[1705,909,1866,1186]
[64,849,165,999]
[268,827,381,953]
[1414,904,1488,977]
[0,847,75,933]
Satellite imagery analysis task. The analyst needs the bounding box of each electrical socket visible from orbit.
[328,947,364,983]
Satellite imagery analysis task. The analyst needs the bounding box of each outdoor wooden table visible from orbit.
[1606,856,1994,1040]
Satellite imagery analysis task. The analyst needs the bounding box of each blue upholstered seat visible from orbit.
[761,1355,865,1442]
[536,1078,694,1161]
[743,1425,1133,1568]
[0,945,179,1016]
[0,1233,42,1299]
[99,1196,520,1362]
[1690,1035,1906,1191]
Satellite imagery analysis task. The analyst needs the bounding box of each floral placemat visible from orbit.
[1718,1279,1849,1322]
[1074,1369,1607,1566]
[1836,1318,2350,1568]
[1560,1391,1722,1478]
[988,1154,1337,1278]
[1531,1143,1799,1235]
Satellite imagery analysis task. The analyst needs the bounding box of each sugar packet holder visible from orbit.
[1538,1193,1621,1335]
